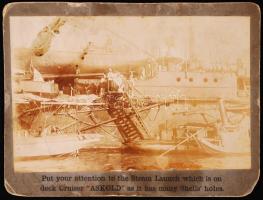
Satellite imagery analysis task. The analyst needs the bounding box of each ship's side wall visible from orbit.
[134,72,237,98]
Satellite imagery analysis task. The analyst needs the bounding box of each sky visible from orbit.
[10,16,250,68]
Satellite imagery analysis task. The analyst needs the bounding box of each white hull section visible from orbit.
[14,134,103,158]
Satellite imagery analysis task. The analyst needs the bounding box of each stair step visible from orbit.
[123,129,136,134]
[123,127,136,132]
[123,127,136,133]
[122,125,130,130]
[129,135,141,140]
[118,122,126,126]
[131,134,140,139]
[121,126,132,131]
[126,128,137,133]
[128,129,139,134]
[127,132,139,137]
[127,127,136,132]
[122,120,131,124]
[123,125,135,130]
[132,137,141,141]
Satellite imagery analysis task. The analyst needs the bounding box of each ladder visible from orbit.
[106,92,148,143]
[125,93,151,138]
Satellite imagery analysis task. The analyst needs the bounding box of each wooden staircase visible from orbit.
[106,92,149,143]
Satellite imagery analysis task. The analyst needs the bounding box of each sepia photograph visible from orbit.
[10,16,251,172]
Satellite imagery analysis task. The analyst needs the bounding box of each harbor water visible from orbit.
[15,148,251,172]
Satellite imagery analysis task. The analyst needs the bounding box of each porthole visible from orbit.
[176,77,181,82]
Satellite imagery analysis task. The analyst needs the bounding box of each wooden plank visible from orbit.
[43,73,105,79]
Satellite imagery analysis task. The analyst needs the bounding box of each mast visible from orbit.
[185,17,193,77]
